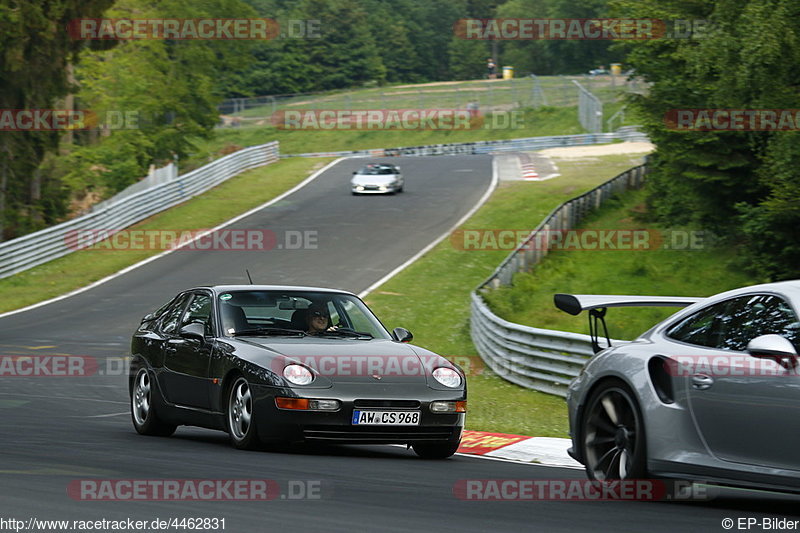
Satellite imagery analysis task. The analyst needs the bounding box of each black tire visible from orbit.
[412,440,460,459]
[226,376,262,450]
[130,367,177,437]
[580,380,646,480]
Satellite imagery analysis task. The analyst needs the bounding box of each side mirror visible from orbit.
[352,171,357,174]
[392,327,413,343]
[179,322,206,341]
[747,334,798,368]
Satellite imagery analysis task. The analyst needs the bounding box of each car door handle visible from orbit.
[165,338,184,352]
[691,374,714,390]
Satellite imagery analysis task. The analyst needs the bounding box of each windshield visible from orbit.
[358,166,396,175]
[216,290,391,339]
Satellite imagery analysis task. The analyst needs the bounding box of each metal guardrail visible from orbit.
[0,142,279,280]
[471,164,647,397]
[285,127,648,158]
[471,293,601,397]
[91,160,179,212]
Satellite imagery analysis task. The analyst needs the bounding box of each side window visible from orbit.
[668,294,800,352]
[159,293,192,335]
[723,295,800,352]
[667,300,734,348]
[181,293,213,335]
[138,296,178,332]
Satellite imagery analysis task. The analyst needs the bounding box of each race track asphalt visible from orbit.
[0,155,796,532]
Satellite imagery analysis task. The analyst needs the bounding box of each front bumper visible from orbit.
[351,184,399,194]
[565,380,585,465]
[251,384,464,444]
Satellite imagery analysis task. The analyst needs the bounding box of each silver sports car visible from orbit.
[555,280,800,493]
[351,164,404,195]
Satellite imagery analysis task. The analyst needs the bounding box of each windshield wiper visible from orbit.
[232,327,307,337]
[318,329,373,339]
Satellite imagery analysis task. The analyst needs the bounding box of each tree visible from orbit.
[448,38,490,80]
[0,0,115,239]
[68,0,258,196]
[613,0,800,279]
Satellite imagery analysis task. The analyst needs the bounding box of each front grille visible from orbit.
[302,425,456,443]
[353,399,421,409]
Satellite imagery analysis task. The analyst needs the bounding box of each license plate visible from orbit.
[351,410,420,426]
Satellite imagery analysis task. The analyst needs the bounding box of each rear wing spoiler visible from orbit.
[553,293,705,353]
[554,294,703,316]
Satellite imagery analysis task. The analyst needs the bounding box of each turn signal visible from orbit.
[275,397,309,410]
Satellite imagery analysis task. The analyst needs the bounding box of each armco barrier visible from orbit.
[470,164,646,397]
[284,127,648,158]
[0,142,279,280]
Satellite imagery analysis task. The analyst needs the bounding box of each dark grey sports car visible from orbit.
[129,285,466,458]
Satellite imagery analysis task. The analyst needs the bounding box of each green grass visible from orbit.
[230,78,574,119]
[229,76,632,118]
[182,76,640,169]
[482,188,759,341]
[192,78,639,168]
[0,157,331,314]
[186,107,585,169]
[364,152,649,437]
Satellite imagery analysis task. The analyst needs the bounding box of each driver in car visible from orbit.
[306,304,337,335]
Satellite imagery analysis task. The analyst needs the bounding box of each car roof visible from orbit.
[647,279,800,336]
[191,285,357,296]
[704,279,800,301]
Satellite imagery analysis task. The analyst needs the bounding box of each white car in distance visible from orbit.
[351,164,404,195]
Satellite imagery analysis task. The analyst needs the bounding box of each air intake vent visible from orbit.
[353,399,421,409]
[648,356,675,404]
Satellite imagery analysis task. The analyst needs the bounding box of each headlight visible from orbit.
[283,364,314,385]
[432,367,462,388]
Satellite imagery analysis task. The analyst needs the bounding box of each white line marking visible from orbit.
[80,411,129,418]
[0,158,345,319]
[388,443,581,469]
[358,156,499,298]
[455,452,584,470]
